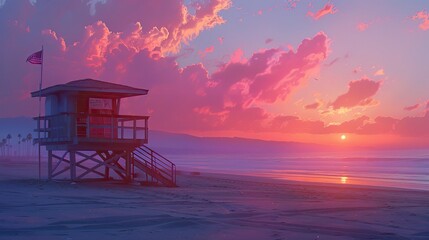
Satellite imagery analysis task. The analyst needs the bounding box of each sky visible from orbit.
[1,0,429,148]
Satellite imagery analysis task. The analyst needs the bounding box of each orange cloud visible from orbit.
[331,78,381,110]
[374,68,384,76]
[307,3,337,20]
[412,10,429,31]
[42,29,66,51]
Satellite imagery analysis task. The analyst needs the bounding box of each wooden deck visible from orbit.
[35,112,149,150]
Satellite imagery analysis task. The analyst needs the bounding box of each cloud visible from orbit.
[218,37,224,44]
[357,22,369,31]
[269,113,429,138]
[140,32,329,131]
[358,116,398,135]
[331,78,381,110]
[404,103,420,111]
[307,3,337,20]
[199,45,215,58]
[265,38,273,44]
[92,0,232,54]
[0,0,231,118]
[324,57,339,67]
[229,48,246,63]
[395,112,429,136]
[43,27,328,132]
[270,115,325,134]
[87,0,106,15]
[374,68,384,76]
[412,10,429,31]
[304,101,321,110]
[0,0,35,8]
[352,66,362,74]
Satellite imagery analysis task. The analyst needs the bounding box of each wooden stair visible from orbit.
[132,145,177,187]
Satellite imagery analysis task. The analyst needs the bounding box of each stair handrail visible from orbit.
[132,145,176,186]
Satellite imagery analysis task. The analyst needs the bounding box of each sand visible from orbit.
[0,158,428,240]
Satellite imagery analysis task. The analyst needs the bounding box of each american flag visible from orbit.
[26,50,43,64]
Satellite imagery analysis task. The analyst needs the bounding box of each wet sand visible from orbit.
[0,159,428,240]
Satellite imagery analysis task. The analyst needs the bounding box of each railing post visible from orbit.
[43,117,47,139]
[86,115,90,138]
[121,120,124,139]
[145,118,148,142]
[111,116,114,140]
[133,119,136,139]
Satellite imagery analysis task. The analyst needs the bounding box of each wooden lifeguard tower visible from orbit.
[31,79,176,187]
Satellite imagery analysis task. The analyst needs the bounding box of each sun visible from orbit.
[340,134,347,140]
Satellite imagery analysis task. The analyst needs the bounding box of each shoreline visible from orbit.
[1,160,429,239]
[1,156,428,192]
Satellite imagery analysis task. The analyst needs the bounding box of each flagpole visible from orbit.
[38,46,44,184]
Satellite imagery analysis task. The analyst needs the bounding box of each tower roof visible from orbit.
[31,79,148,98]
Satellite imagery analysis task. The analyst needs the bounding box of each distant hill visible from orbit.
[147,131,328,155]
[0,117,328,155]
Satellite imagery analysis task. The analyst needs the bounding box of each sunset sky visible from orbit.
[1,0,429,148]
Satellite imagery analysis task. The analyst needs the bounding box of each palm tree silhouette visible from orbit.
[1,138,6,156]
[6,134,11,156]
[26,133,33,156]
[18,133,22,157]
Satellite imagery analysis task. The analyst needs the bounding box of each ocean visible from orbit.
[169,152,429,191]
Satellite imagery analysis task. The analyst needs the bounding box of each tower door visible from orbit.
[89,98,115,138]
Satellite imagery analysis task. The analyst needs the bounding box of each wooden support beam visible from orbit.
[125,151,131,182]
[70,151,76,181]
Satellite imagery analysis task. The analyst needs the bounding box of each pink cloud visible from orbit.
[395,112,429,136]
[412,10,429,31]
[95,0,232,54]
[269,113,429,138]
[307,3,337,20]
[304,102,321,110]
[230,48,245,63]
[358,116,398,135]
[270,115,325,134]
[352,66,362,74]
[218,37,224,44]
[404,103,420,111]
[199,45,215,58]
[39,28,329,132]
[257,9,263,15]
[331,78,381,110]
[357,22,369,31]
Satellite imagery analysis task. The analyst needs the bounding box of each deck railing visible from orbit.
[34,112,149,144]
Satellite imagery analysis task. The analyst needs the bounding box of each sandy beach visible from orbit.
[0,159,428,240]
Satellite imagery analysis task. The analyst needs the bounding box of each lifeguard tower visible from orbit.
[31,79,176,187]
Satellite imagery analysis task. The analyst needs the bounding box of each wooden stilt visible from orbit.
[48,150,52,180]
[70,151,76,181]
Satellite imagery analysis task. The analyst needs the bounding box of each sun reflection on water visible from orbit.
[340,176,348,184]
